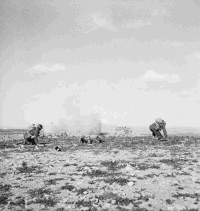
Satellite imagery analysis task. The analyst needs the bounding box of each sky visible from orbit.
[0,0,200,131]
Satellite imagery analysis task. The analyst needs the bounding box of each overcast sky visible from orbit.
[0,0,200,130]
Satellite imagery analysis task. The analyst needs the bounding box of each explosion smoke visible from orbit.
[46,113,102,135]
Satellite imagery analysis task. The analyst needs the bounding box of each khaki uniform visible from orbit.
[149,120,168,141]
[24,126,41,145]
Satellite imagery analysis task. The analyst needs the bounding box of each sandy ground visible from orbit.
[0,131,200,211]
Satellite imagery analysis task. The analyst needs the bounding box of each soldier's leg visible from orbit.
[31,139,37,145]
[149,128,163,140]
[24,137,33,145]
[23,132,28,144]
[149,126,156,138]
[150,129,156,138]
[24,139,28,145]
[23,132,33,144]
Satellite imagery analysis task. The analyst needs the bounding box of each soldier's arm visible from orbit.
[162,125,168,139]
[33,129,40,144]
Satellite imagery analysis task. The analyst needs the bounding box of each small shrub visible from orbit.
[131,163,150,170]
[0,193,10,205]
[0,184,12,205]
[33,197,58,207]
[103,177,129,186]
[97,192,118,201]
[48,172,57,175]
[145,173,157,178]
[148,153,158,157]
[60,183,76,191]
[28,187,52,198]
[10,197,25,208]
[0,142,16,149]
[16,162,43,174]
[113,196,136,206]
[63,163,78,167]
[0,184,11,192]
[165,172,176,177]
[45,178,63,185]
[166,198,174,204]
[150,164,160,169]
[28,188,57,207]
[75,199,92,208]
[0,172,7,178]
[100,161,119,171]
[137,194,150,202]
[172,192,200,199]
[83,169,111,178]
[76,188,88,195]
[88,180,95,184]
[56,208,66,211]
[159,158,186,169]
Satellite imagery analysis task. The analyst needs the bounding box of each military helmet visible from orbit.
[37,124,43,129]
[155,118,165,124]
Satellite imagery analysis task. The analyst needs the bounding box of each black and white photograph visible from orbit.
[0,0,200,210]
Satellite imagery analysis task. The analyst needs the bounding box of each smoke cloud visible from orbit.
[46,113,102,135]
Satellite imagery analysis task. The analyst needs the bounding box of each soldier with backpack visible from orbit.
[149,118,169,141]
[23,124,43,145]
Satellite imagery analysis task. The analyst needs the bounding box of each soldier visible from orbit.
[24,124,43,145]
[80,135,88,144]
[88,136,97,144]
[149,118,169,141]
[96,135,105,143]
[28,124,36,134]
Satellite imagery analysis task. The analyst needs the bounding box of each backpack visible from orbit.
[27,125,36,136]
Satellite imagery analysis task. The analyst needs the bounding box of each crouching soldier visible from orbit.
[24,124,43,145]
[149,118,169,141]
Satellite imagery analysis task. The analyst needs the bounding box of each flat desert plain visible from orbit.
[0,129,200,211]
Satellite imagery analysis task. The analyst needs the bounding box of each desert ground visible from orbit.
[0,128,200,211]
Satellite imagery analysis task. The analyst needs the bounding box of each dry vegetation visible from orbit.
[0,129,200,211]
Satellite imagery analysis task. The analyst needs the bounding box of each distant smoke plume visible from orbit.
[46,113,101,134]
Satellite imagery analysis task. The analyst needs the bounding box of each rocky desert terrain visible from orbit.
[0,128,200,211]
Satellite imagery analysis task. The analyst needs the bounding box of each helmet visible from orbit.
[37,124,43,129]
[28,124,36,129]
[155,118,165,124]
